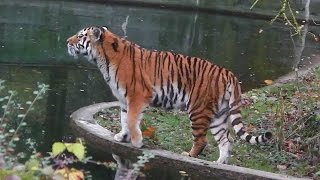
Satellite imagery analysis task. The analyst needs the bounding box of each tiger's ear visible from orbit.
[92,27,102,42]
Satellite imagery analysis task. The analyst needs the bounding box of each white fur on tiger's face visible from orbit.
[67,27,106,64]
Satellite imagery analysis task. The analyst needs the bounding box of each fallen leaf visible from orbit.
[179,170,189,176]
[69,168,85,180]
[277,164,288,171]
[55,167,84,180]
[142,126,155,138]
[264,79,273,85]
[244,124,256,133]
[259,29,264,34]
[241,96,251,107]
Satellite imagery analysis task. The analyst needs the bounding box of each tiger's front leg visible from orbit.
[127,100,146,148]
[114,108,131,142]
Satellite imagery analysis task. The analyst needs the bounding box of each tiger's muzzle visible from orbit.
[67,43,80,59]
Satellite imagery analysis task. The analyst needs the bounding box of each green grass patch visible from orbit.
[95,67,320,178]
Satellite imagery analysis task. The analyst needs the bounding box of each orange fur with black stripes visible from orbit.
[67,26,272,163]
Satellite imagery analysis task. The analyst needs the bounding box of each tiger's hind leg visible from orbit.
[187,108,212,157]
[209,110,233,164]
[114,107,131,143]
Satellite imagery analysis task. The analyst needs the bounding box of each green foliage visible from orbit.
[0,81,132,180]
[314,67,320,79]
[25,159,40,171]
[251,0,303,36]
[52,141,86,160]
[52,142,67,157]
[0,169,36,180]
[0,81,49,168]
[130,151,155,177]
[243,70,320,177]
[144,110,193,152]
[65,142,86,160]
[0,80,50,179]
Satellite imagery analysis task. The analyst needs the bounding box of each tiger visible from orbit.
[67,26,272,164]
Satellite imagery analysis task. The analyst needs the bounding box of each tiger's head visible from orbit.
[66,26,108,63]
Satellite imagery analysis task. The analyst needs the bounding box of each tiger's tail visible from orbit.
[228,79,272,144]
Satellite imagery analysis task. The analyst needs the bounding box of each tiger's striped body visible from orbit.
[67,26,271,163]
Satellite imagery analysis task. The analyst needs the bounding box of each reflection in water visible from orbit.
[111,154,194,180]
[0,65,113,155]
[43,69,68,152]
[1,0,319,90]
[112,154,139,180]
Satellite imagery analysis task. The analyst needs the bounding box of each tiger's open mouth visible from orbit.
[67,44,80,59]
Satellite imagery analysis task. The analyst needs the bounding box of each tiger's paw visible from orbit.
[216,157,229,164]
[181,151,190,157]
[114,132,130,143]
[132,141,143,148]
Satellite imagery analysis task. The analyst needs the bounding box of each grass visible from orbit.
[95,67,320,178]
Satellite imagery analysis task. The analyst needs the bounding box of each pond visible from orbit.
[0,0,319,179]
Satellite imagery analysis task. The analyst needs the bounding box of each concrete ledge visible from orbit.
[272,59,320,87]
[70,102,309,180]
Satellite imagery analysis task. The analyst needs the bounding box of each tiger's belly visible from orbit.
[105,74,188,111]
[150,86,188,111]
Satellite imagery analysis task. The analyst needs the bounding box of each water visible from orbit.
[0,0,319,179]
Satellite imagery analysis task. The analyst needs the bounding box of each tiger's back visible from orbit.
[67,26,271,164]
